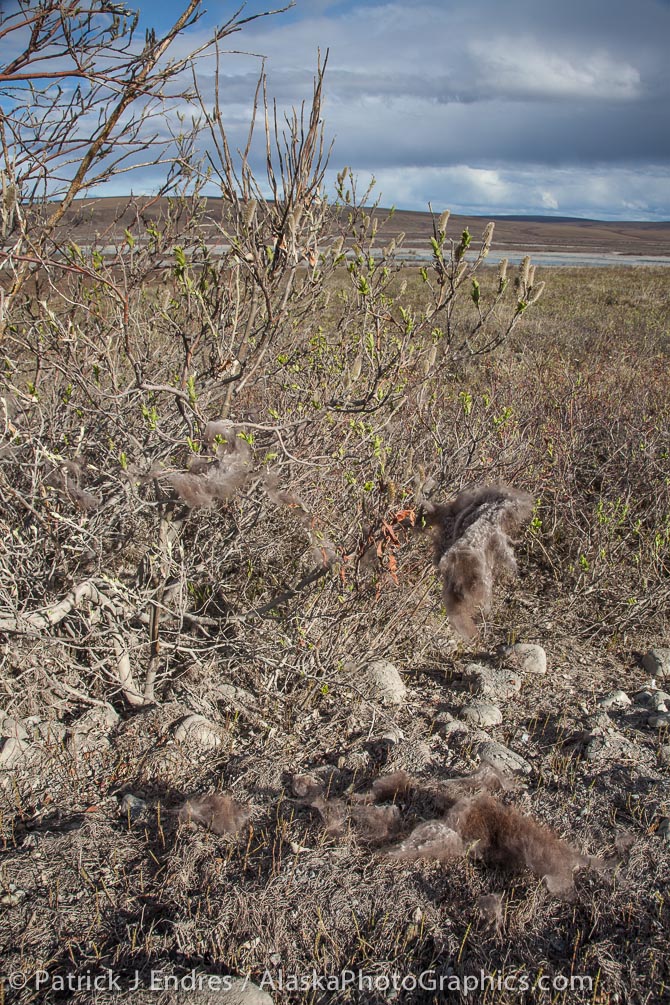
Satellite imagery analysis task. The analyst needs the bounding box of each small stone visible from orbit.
[119,793,149,821]
[477,740,532,775]
[659,745,670,767]
[372,722,404,746]
[462,663,521,701]
[597,690,632,710]
[219,978,274,1004]
[460,702,503,727]
[642,649,670,681]
[648,713,670,729]
[437,716,469,737]
[173,714,224,749]
[657,818,670,844]
[364,660,407,707]
[0,714,29,742]
[0,736,32,768]
[500,643,547,675]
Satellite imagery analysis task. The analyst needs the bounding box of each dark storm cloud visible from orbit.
[4,0,667,213]
[118,0,670,216]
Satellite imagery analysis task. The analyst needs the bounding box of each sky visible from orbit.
[5,0,670,219]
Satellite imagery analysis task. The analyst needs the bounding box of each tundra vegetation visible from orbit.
[1,2,669,1003]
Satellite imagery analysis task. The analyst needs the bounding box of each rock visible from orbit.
[0,713,29,742]
[364,660,407,706]
[433,712,468,738]
[462,663,521,701]
[659,745,670,767]
[0,736,33,768]
[477,740,532,775]
[219,979,274,1004]
[648,713,670,729]
[161,975,273,1005]
[657,818,670,844]
[597,690,632,710]
[642,648,670,681]
[500,643,547,675]
[71,703,120,753]
[173,714,224,749]
[119,793,149,821]
[633,689,670,712]
[460,702,503,727]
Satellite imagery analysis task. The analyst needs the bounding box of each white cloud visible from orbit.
[471,39,641,101]
[341,164,670,220]
[10,0,666,218]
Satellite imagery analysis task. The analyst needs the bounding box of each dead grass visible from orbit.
[1,266,670,1004]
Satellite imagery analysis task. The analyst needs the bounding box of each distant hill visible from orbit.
[53,197,670,258]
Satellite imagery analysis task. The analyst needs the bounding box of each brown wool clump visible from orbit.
[178,793,251,835]
[301,766,598,896]
[421,485,533,639]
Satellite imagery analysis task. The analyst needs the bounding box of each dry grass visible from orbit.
[1,266,670,1004]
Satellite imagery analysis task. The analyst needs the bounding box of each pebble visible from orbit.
[648,713,670,729]
[119,793,149,821]
[632,690,669,712]
[597,690,632,710]
[462,663,521,701]
[219,978,274,1004]
[477,740,532,775]
[460,702,503,727]
[500,643,547,675]
[657,818,670,844]
[173,714,224,749]
[0,736,33,769]
[642,649,670,681]
[364,660,407,706]
[433,712,469,738]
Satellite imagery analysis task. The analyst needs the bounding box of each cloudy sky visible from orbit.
[7,0,670,219]
[181,0,669,220]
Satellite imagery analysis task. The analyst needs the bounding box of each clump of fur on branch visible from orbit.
[420,485,533,639]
